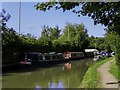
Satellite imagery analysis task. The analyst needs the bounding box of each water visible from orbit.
[2,58,93,88]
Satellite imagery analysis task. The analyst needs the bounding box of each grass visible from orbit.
[79,57,112,88]
[109,58,120,80]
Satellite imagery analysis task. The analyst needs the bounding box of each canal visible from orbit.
[2,58,94,88]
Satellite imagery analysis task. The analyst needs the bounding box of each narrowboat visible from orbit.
[19,52,65,65]
[63,52,85,60]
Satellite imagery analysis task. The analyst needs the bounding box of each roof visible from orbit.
[85,49,98,52]
[69,52,83,53]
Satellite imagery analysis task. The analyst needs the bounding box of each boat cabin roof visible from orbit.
[26,52,62,55]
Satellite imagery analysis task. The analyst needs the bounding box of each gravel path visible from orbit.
[97,59,118,88]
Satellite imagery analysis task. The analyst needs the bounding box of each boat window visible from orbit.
[57,55,62,59]
[74,54,76,56]
[60,55,63,59]
[45,56,50,60]
[27,54,38,61]
[71,53,74,57]
[52,56,56,59]
[32,54,38,61]
[27,54,31,60]
[38,56,43,61]
[76,53,80,57]
[57,55,59,59]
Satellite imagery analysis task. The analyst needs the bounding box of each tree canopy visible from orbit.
[35,2,120,33]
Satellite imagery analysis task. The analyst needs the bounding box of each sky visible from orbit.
[2,2,106,38]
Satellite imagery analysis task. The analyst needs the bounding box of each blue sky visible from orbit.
[2,2,106,38]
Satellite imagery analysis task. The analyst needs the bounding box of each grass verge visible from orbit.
[109,58,120,81]
[79,57,112,88]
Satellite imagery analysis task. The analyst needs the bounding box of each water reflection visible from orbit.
[2,58,93,88]
[93,55,101,61]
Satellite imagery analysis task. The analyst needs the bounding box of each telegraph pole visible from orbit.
[19,0,21,34]
[68,26,70,41]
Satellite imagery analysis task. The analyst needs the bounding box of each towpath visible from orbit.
[97,59,118,88]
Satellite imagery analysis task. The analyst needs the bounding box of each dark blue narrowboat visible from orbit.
[19,52,65,65]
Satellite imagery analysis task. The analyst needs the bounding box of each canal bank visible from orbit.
[80,57,119,88]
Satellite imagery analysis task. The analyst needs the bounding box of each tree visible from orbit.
[2,28,23,64]
[38,25,61,52]
[49,26,61,40]
[1,9,34,64]
[0,9,20,64]
[41,25,61,40]
[59,23,89,51]
[0,9,11,29]
[89,37,111,52]
[106,30,120,64]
